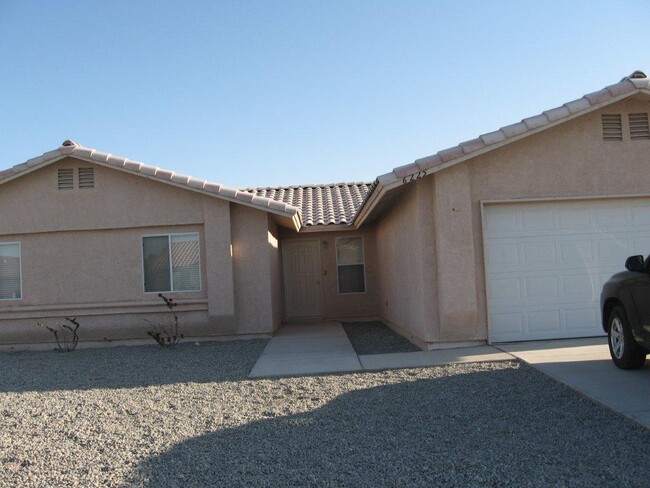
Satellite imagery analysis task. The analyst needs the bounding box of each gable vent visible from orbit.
[57,168,74,190]
[601,114,622,141]
[628,113,650,140]
[78,167,95,189]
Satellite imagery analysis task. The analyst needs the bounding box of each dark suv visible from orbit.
[600,255,650,369]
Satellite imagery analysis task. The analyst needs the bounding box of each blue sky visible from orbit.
[1,1,649,188]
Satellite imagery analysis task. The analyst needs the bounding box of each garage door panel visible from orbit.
[522,242,556,265]
[485,198,650,342]
[525,277,559,299]
[522,208,554,230]
[489,278,522,302]
[561,274,595,298]
[559,208,591,229]
[564,308,599,330]
[528,310,560,332]
[560,240,594,263]
[485,243,519,266]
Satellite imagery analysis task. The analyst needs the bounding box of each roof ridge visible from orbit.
[242,181,373,192]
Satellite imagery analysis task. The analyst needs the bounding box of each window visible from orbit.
[336,237,365,293]
[0,243,21,300]
[142,233,200,293]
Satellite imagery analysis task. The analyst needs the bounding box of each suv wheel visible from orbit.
[608,305,646,370]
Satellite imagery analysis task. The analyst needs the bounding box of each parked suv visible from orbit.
[600,255,650,369]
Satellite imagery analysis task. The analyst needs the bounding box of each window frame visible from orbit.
[0,242,22,301]
[141,232,202,294]
[335,236,366,295]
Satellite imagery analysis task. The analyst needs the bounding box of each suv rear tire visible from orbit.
[608,305,646,369]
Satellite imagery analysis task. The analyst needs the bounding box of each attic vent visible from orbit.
[57,168,74,190]
[628,113,650,140]
[78,167,95,188]
[601,114,622,141]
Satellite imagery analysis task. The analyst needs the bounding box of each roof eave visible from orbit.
[354,87,647,227]
[0,144,301,223]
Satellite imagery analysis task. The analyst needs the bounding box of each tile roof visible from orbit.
[0,141,301,223]
[386,70,650,183]
[243,183,372,226]
[356,70,650,226]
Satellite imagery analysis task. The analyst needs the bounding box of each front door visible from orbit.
[282,239,322,319]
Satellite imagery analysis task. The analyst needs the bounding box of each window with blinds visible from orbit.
[601,114,622,141]
[0,243,21,300]
[629,113,650,140]
[142,233,201,293]
[336,236,366,293]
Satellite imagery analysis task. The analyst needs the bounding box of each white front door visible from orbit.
[484,198,650,342]
[282,239,323,319]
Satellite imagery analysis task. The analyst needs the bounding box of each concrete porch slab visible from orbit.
[359,346,513,371]
[249,321,363,378]
[498,337,650,429]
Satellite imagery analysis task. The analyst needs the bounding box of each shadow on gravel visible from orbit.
[126,366,650,488]
[0,339,268,393]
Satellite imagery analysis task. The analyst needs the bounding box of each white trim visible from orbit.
[141,232,202,294]
[0,241,22,301]
[481,192,650,206]
[480,195,650,343]
[479,201,493,344]
[335,235,367,294]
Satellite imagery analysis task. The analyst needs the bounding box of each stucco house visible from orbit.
[2,70,650,348]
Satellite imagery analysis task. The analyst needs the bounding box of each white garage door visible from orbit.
[484,198,650,342]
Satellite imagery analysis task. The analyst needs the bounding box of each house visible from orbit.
[2,70,650,348]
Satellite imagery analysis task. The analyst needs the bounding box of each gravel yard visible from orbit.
[2,340,650,487]
[343,321,421,354]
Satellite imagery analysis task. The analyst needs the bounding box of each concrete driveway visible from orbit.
[498,337,650,429]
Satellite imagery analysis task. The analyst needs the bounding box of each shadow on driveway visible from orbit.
[126,365,650,488]
[0,339,268,393]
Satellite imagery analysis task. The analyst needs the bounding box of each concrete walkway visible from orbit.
[498,337,650,429]
[249,322,363,378]
[249,321,511,378]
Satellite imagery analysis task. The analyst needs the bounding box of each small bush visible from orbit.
[145,293,184,348]
[37,317,81,352]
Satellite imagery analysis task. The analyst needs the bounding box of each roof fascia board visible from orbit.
[299,223,358,233]
[417,89,641,178]
[0,154,67,187]
[0,149,301,223]
[354,88,642,227]
[69,155,301,221]
[353,182,388,227]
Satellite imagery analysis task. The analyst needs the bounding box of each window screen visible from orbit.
[0,243,21,300]
[143,234,200,292]
[336,237,365,293]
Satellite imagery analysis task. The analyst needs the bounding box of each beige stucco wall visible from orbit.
[374,179,438,344]
[0,157,276,344]
[279,227,379,320]
[268,217,284,329]
[464,97,650,341]
[231,204,284,334]
[382,96,650,345]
